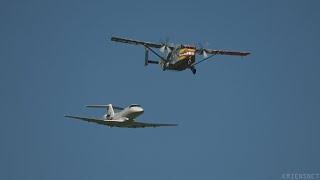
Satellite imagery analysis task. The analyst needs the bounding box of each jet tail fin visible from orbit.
[86,104,115,119]
[107,104,114,117]
[86,104,126,119]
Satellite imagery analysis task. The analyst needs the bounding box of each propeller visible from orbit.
[159,45,166,53]
[159,38,173,54]
[197,42,210,58]
[201,49,208,58]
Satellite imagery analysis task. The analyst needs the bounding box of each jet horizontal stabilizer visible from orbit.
[86,105,124,110]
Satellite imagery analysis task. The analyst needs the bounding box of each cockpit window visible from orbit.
[129,104,141,108]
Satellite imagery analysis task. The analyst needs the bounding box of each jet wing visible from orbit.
[125,121,178,128]
[65,115,177,128]
[196,48,250,56]
[65,115,109,125]
[111,36,174,49]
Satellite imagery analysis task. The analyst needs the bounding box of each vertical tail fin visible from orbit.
[107,104,114,118]
[86,104,124,120]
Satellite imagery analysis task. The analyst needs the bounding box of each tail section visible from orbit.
[107,104,114,118]
[86,104,124,120]
[86,104,124,110]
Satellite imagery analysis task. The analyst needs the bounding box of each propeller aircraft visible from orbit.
[111,36,250,74]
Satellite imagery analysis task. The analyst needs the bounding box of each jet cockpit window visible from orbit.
[129,104,141,108]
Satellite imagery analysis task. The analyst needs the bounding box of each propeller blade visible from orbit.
[160,45,166,53]
[203,50,208,58]
[159,37,174,54]
[166,46,171,53]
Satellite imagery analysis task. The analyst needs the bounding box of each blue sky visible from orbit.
[1,0,320,179]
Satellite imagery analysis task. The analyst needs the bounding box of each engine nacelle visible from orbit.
[104,114,112,120]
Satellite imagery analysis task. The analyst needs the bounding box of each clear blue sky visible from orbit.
[1,0,319,179]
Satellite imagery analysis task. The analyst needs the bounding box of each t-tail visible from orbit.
[106,104,114,118]
[86,104,119,120]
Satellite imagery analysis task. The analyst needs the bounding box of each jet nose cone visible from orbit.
[130,106,144,113]
[136,107,144,112]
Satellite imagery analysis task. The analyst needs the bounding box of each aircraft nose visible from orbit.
[131,106,144,113]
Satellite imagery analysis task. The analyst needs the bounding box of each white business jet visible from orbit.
[65,104,177,128]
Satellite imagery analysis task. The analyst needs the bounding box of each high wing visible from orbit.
[195,48,250,56]
[111,36,174,50]
[125,121,178,128]
[65,115,109,125]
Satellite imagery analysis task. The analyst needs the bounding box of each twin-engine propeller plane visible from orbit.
[111,36,250,74]
[65,104,177,128]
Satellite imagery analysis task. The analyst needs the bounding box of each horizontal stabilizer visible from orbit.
[86,105,124,110]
